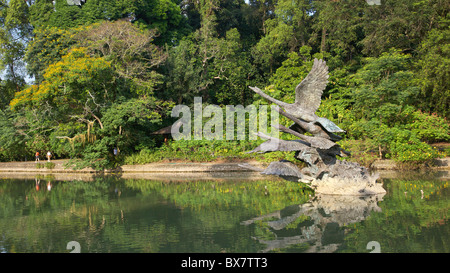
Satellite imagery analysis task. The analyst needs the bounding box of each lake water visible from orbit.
[0,172,448,253]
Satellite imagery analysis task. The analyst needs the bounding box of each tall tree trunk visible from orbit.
[8,63,20,92]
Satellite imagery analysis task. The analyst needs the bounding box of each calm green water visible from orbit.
[0,173,448,253]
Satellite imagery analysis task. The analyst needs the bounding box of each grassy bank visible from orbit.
[123,139,303,166]
[339,140,449,169]
[123,139,450,170]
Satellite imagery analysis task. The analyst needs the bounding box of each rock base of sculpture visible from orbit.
[240,159,386,196]
[309,159,386,195]
[311,175,386,196]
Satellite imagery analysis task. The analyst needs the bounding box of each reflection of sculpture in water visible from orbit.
[241,193,385,253]
[241,59,385,195]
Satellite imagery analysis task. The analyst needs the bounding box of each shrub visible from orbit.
[405,110,450,143]
[124,139,270,165]
[338,139,379,168]
[44,162,56,169]
[387,129,441,165]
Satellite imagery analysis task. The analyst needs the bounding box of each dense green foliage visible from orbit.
[0,0,449,168]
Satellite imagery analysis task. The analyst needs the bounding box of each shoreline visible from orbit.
[0,159,268,173]
[0,158,448,174]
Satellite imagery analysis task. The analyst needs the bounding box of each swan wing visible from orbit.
[295,58,329,114]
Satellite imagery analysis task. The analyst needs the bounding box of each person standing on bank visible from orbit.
[35,151,40,162]
[47,151,52,162]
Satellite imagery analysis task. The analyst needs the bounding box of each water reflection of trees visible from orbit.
[342,178,449,253]
[0,176,448,252]
[0,177,127,252]
[125,179,314,215]
[0,176,314,252]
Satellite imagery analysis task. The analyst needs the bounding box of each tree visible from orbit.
[341,50,448,160]
[360,0,445,56]
[76,20,167,96]
[250,0,314,75]
[12,47,117,113]
[250,0,276,35]
[163,0,258,105]
[47,0,83,28]
[209,28,256,105]
[310,0,365,62]
[100,97,174,154]
[3,0,32,36]
[415,17,450,118]
[163,37,200,104]
[11,46,171,168]
[0,108,28,161]
[0,0,32,92]
[10,47,116,158]
[351,49,419,126]
[133,0,188,45]
[251,20,294,74]
[274,0,312,47]
[11,19,173,167]
[29,0,188,45]
[28,0,54,29]
[30,0,132,28]
[25,26,81,83]
[0,77,21,109]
